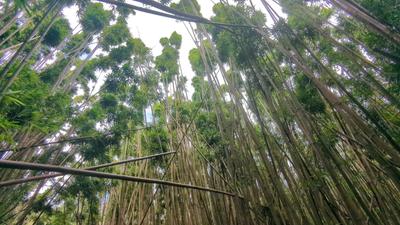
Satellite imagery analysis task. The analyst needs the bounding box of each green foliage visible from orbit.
[191,75,211,104]
[282,1,323,40]
[188,48,203,76]
[31,194,52,214]
[195,112,225,157]
[226,69,243,89]
[355,0,400,29]
[80,3,111,33]
[14,0,31,14]
[172,101,193,124]
[159,37,169,47]
[384,63,400,94]
[40,58,68,85]
[71,104,120,162]
[188,40,216,76]
[116,5,135,18]
[338,0,400,93]
[169,31,182,49]
[42,17,71,47]
[81,135,117,162]
[0,111,19,144]
[131,88,147,109]
[295,73,326,114]
[319,121,339,148]
[170,0,201,16]
[215,31,236,62]
[80,59,99,82]
[142,126,169,154]
[209,3,266,65]
[155,46,179,75]
[153,102,166,124]
[62,32,91,55]
[100,93,118,110]
[129,38,150,58]
[72,105,105,135]
[111,105,144,131]
[0,65,71,144]
[155,32,182,83]
[101,22,131,51]
[108,45,134,64]
[64,176,105,216]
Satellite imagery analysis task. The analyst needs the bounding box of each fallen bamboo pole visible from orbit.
[0,159,237,197]
[0,151,176,187]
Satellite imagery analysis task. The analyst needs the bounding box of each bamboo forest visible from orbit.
[0,0,399,224]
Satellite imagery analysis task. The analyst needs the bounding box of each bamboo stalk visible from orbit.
[0,151,176,187]
[0,160,238,197]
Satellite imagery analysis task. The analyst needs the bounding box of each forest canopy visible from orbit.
[0,0,399,224]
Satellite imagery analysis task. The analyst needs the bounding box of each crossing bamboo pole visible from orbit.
[0,151,176,187]
[0,160,238,197]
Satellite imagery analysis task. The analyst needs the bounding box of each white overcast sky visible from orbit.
[63,0,283,97]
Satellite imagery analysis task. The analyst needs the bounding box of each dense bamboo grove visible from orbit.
[0,0,399,224]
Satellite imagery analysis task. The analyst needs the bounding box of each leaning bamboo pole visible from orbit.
[0,160,238,196]
[329,0,400,45]
[0,151,176,187]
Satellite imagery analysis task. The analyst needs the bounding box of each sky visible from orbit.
[63,0,284,97]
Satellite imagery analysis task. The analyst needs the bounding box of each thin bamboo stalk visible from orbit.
[0,160,238,197]
[0,151,176,187]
